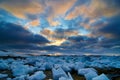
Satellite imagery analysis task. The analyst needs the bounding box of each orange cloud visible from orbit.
[25,19,40,29]
[88,0,120,18]
[0,0,44,19]
[65,5,89,20]
[29,19,40,26]
[46,0,76,26]
[64,30,78,36]
[47,0,76,17]
[66,0,120,20]
[0,0,77,27]
[41,29,55,38]
[47,18,60,26]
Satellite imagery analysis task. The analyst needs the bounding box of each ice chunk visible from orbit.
[52,67,67,80]
[78,68,97,75]
[61,63,71,72]
[67,72,73,80]
[59,77,72,80]
[28,71,46,80]
[92,74,110,80]
[54,64,61,68]
[12,75,29,80]
[85,71,98,80]
[59,77,68,80]
[110,61,120,68]
[59,72,73,80]
[0,60,9,70]
[90,61,103,68]
[0,74,8,79]
[74,62,84,70]
[45,62,53,70]
[6,78,12,80]
[11,63,35,77]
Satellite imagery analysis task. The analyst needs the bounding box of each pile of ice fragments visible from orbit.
[0,55,120,80]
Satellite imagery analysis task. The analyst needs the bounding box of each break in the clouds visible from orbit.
[0,0,120,52]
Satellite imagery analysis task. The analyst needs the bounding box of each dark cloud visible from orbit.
[98,15,120,39]
[53,28,78,39]
[0,21,49,44]
[103,0,120,8]
[61,36,120,50]
[0,44,40,50]
[68,36,97,43]
[62,35,120,49]
[99,38,120,48]
[61,36,98,49]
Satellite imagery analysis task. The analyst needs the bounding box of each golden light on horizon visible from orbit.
[48,53,62,56]
[46,39,66,46]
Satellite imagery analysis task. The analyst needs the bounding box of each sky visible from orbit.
[0,0,120,55]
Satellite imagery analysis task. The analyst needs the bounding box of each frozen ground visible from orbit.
[0,51,120,80]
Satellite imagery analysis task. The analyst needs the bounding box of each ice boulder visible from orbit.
[59,72,73,80]
[0,74,8,79]
[85,71,98,80]
[110,61,120,68]
[12,75,29,80]
[0,60,9,70]
[54,64,61,68]
[6,78,12,80]
[45,62,53,70]
[61,63,71,72]
[59,77,68,80]
[92,74,110,80]
[78,68,97,75]
[74,62,84,70]
[11,63,35,77]
[52,67,67,80]
[90,61,103,68]
[28,71,46,80]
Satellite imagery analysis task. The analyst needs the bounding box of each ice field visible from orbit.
[0,51,120,80]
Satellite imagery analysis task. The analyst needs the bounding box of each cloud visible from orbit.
[61,35,98,49]
[98,15,120,39]
[0,0,76,26]
[41,28,78,40]
[41,28,79,46]
[0,44,40,50]
[41,29,55,38]
[0,0,120,51]
[68,35,97,43]
[25,19,40,29]
[97,38,120,48]
[62,35,120,49]
[88,0,120,18]
[44,0,76,26]
[0,21,49,45]
[66,0,120,20]
[0,0,44,19]
[29,19,40,26]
